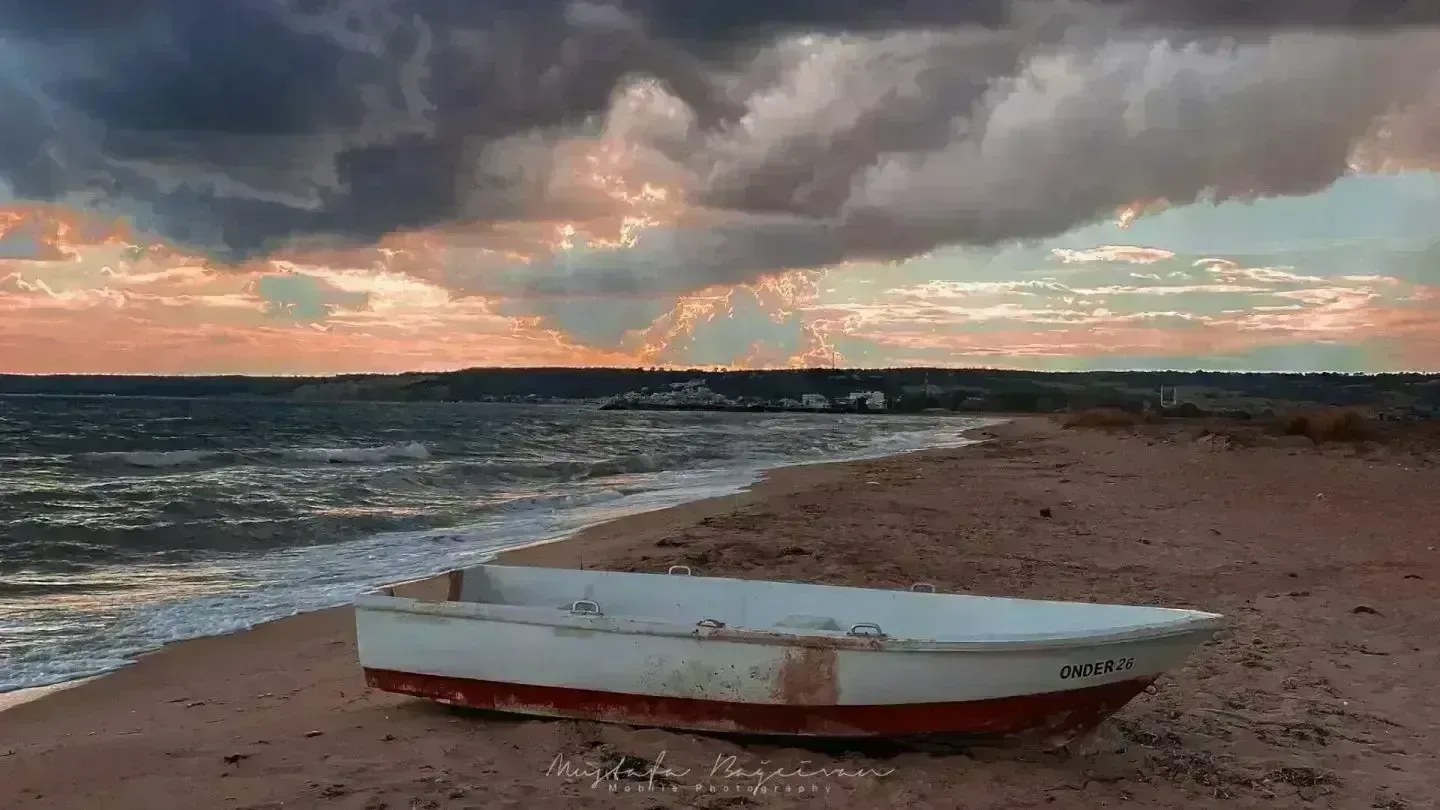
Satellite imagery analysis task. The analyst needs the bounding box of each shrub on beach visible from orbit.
[1060,408,1141,429]
[1277,408,1375,443]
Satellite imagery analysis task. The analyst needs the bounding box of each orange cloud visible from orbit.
[4,198,1440,373]
[0,205,649,373]
[801,257,1440,368]
[0,302,635,375]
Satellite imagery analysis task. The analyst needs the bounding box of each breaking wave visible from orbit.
[75,441,434,469]
[282,441,431,464]
[76,449,222,468]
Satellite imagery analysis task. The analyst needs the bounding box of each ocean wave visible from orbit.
[489,486,632,514]
[0,578,146,598]
[0,528,228,570]
[74,441,434,470]
[77,449,222,468]
[281,441,431,464]
[0,486,635,578]
[364,448,728,493]
[4,448,708,569]
[0,541,111,575]
[68,442,687,477]
[471,450,677,480]
[65,428,932,477]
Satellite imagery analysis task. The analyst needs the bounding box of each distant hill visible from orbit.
[3,367,1439,416]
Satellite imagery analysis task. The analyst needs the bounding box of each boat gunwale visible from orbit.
[353,591,1225,653]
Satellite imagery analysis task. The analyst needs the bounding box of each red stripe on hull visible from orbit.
[363,667,1154,743]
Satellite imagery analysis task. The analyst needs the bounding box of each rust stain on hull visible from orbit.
[364,667,1156,743]
[774,647,839,705]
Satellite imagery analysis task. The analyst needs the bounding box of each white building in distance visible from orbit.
[845,390,886,410]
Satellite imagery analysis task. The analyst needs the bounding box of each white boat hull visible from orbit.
[355,566,1222,742]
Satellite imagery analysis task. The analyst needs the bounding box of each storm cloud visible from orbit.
[1,0,1438,296]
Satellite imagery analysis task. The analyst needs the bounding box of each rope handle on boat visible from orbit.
[696,618,726,629]
[848,623,885,637]
[910,582,936,593]
[569,600,603,616]
[667,565,693,576]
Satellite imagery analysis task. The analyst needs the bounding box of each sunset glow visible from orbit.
[5,172,1440,375]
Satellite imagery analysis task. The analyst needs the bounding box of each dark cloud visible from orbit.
[0,0,1438,296]
[1102,0,1434,29]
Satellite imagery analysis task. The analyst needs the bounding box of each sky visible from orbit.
[2,1,1440,375]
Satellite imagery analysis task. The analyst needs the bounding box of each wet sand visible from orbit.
[1,417,1435,809]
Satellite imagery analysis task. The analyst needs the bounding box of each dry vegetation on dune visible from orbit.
[1060,405,1440,455]
[1057,407,1147,429]
[1279,408,1376,443]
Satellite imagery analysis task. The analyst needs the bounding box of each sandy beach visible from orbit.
[2,416,1436,810]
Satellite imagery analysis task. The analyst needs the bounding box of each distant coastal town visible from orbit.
[598,378,889,413]
[3,367,1438,420]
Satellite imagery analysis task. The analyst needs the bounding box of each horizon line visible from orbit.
[0,366,1432,380]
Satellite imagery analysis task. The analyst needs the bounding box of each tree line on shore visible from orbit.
[3,367,1437,414]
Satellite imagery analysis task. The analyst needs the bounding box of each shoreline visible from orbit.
[0,678,99,714]
[5,415,1434,810]
[0,417,1006,711]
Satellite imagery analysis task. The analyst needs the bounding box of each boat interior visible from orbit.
[374,563,1222,642]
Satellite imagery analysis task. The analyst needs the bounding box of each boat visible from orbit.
[354,564,1223,745]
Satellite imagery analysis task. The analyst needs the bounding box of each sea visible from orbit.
[0,396,993,693]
